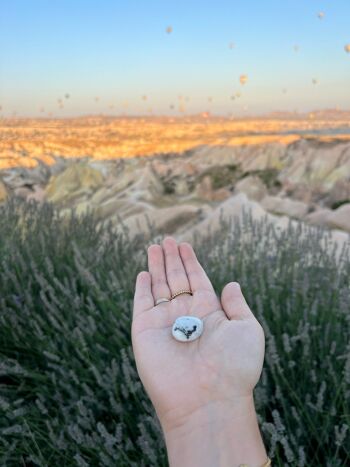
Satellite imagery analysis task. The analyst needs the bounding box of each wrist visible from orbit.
[161,395,268,467]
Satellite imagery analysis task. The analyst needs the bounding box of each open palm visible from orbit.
[131,236,265,432]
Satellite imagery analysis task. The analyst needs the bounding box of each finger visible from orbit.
[147,244,172,302]
[221,282,253,320]
[178,242,215,293]
[133,271,154,318]
[162,236,191,296]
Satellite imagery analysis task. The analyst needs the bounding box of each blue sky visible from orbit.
[1,0,349,117]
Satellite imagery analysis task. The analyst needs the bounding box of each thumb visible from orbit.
[221,282,253,320]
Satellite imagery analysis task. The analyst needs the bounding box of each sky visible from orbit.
[0,0,349,117]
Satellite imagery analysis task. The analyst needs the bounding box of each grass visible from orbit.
[0,198,349,466]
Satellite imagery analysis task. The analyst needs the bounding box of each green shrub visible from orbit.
[0,198,349,466]
[197,163,241,189]
[242,168,282,189]
[331,199,350,210]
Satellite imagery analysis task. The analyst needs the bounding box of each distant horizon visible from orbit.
[2,106,350,121]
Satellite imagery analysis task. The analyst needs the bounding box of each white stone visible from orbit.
[172,316,204,342]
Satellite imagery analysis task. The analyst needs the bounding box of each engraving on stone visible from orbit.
[172,316,203,342]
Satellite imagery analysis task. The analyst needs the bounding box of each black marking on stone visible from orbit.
[174,325,197,339]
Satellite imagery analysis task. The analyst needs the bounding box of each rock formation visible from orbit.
[0,139,349,250]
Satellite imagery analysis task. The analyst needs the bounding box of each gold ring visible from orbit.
[171,289,193,299]
[155,297,171,305]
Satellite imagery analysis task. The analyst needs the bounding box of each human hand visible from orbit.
[131,236,265,435]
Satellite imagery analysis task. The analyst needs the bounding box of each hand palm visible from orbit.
[132,237,265,430]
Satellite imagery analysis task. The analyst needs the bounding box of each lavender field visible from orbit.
[0,198,349,466]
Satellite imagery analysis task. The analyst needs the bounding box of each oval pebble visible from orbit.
[172,316,204,342]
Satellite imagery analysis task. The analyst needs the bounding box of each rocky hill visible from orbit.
[1,138,350,253]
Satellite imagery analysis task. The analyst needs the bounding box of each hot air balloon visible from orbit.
[207,97,213,102]
[293,44,300,52]
[318,12,325,19]
[65,93,70,99]
[95,96,100,102]
[235,92,241,98]
[229,42,235,50]
[312,78,319,85]
[166,26,173,34]
[282,88,287,94]
[142,95,147,101]
[239,75,248,85]
[169,104,175,110]
[345,44,350,53]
